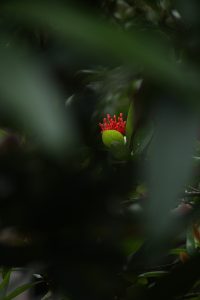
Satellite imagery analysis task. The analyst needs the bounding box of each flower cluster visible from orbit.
[99,113,126,135]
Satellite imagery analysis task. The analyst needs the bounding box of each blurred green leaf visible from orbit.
[0,43,75,156]
[2,281,42,300]
[122,238,144,255]
[148,105,197,229]
[143,103,198,267]
[3,1,200,98]
[0,270,11,299]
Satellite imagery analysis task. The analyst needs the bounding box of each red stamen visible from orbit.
[99,113,126,135]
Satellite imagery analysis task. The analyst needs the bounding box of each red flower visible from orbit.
[99,113,126,135]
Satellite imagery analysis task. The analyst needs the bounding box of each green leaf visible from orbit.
[1,268,11,280]
[126,102,134,149]
[186,226,196,256]
[132,123,154,156]
[138,271,169,278]
[0,42,75,157]
[121,238,144,255]
[110,142,129,160]
[169,248,187,255]
[3,1,200,98]
[2,281,42,300]
[0,270,11,298]
[137,277,148,285]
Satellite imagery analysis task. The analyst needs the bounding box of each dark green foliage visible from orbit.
[0,1,199,300]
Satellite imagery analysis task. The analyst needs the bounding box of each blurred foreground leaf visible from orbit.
[145,101,198,263]
[0,270,11,299]
[2,1,200,99]
[2,280,42,300]
[0,43,75,156]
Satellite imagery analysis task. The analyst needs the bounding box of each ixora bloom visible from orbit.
[99,113,126,148]
[99,113,126,135]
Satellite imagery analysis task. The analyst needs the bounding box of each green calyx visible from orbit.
[102,130,128,160]
[102,130,125,148]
